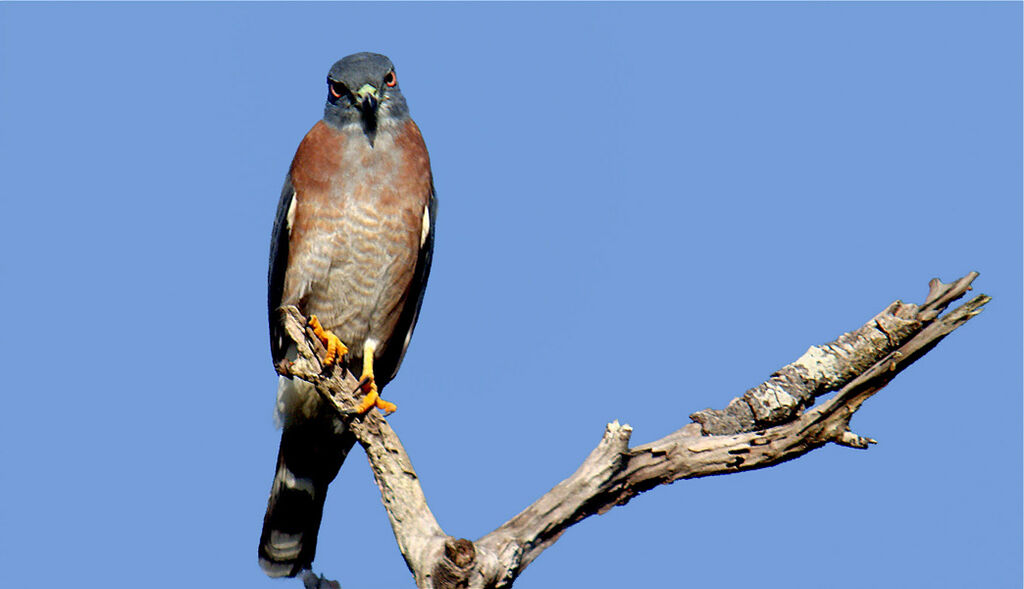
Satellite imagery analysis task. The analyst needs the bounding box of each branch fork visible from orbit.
[276,272,988,588]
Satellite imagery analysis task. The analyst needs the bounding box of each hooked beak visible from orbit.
[354,84,380,115]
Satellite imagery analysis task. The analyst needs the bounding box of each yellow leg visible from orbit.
[308,315,348,368]
[354,340,398,415]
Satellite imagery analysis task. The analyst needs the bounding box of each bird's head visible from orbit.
[323,52,409,134]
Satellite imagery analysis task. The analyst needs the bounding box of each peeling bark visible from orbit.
[275,273,988,588]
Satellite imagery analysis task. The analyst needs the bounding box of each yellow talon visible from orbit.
[353,381,398,415]
[376,397,398,414]
[354,341,397,415]
[308,314,348,368]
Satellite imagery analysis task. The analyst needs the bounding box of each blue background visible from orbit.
[1,2,1020,588]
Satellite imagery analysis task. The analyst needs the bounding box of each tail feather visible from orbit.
[259,380,354,577]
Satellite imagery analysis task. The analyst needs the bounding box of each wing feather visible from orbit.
[268,175,295,366]
[376,188,437,387]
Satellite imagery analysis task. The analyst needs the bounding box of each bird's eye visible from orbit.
[384,71,397,88]
[328,80,347,100]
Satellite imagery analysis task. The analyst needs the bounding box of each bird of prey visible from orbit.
[259,52,436,578]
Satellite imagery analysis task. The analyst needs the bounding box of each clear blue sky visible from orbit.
[1,2,1020,588]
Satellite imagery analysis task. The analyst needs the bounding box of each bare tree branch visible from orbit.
[276,272,989,588]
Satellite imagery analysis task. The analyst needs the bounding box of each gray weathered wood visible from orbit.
[277,272,988,588]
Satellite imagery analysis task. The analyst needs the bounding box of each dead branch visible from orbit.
[276,272,989,588]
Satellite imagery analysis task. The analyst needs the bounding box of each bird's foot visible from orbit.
[307,315,348,368]
[353,376,397,415]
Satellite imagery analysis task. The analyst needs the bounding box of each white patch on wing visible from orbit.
[420,203,431,247]
[402,327,413,353]
[286,190,298,233]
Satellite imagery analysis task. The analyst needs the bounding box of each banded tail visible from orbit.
[259,378,354,577]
